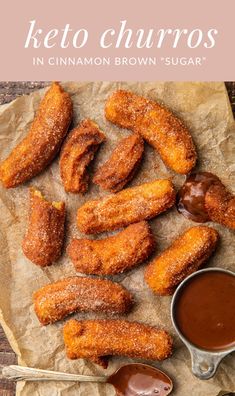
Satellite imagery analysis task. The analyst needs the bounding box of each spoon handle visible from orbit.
[2,365,107,383]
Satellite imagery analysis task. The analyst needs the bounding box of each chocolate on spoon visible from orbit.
[2,363,173,396]
[108,363,173,396]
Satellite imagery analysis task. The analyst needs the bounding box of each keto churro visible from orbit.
[77,179,175,234]
[60,119,105,193]
[22,188,65,267]
[105,90,196,174]
[34,277,133,325]
[145,226,219,295]
[177,172,235,231]
[205,182,235,231]
[0,82,72,188]
[67,221,155,275]
[93,133,144,192]
[63,319,173,368]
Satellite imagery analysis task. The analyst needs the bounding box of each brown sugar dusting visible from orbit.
[93,133,144,193]
[145,225,219,295]
[105,90,196,174]
[0,82,73,188]
[33,277,133,325]
[63,319,173,367]
[22,187,65,267]
[60,119,105,193]
[77,179,176,234]
[67,221,155,275]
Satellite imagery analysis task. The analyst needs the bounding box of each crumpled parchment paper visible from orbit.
[0,82,234,396]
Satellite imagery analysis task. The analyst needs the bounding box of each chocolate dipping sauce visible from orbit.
[177,172,220,222]
[108,363,172,396]
[175,271,235,351]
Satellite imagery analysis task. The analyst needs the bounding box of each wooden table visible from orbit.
[0,81,234,396]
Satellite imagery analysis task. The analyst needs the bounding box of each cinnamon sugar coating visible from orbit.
[105,90,197,174]
[63,319,173,368]
[60,119,105,193]
[93,133,144,192]
[205,182,235,231]
[22,188,65,267]
[0,82,73,188]
[34,276,133,325]
[145,226,219,295]
[67,221,155,275]
[77,179,176,234]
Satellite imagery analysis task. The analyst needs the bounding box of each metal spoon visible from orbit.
[2,363,173,396]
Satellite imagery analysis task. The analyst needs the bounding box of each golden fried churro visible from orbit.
[34,276,133,325]
[60,119,105,193]
[177,171,235,231]
[63,319,173,367]
[77,179,175,234]
[93,133,144,192]
[105,90,196,174]
[67,221,155,275]
[22,188,65,267]
[205,182,235,231]
[145,226,219,295]
[0,82,72,188]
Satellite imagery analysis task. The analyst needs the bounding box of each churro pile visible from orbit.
[1,82,234,369]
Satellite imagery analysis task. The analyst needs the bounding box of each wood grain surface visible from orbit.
[0,81,234,396]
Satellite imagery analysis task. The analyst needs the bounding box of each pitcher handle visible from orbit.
[190,349,223,380]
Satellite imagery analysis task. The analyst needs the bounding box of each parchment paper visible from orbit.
[0,82,234,396]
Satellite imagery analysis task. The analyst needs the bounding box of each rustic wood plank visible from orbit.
[0,326,17,395]
[0,82,49,105]
[0,82,234,115]
[225,82,235,115]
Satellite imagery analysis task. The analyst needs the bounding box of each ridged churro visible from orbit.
[0,82,72,188]
[60,119,105,193]
[77,179,175,234]
[105,90,196,174]
[22,188,65,267]
[93,133,144,192]
[67,221,155,275]
[34,277,133,325]
[63,319,173,368]
[145,226,219,295]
